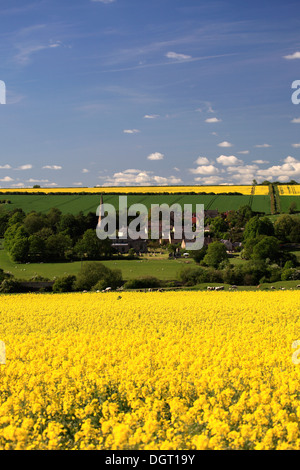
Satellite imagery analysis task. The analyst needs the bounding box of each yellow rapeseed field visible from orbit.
[0,291,300,450]
[0,185,269,195]
[278,185,300,196]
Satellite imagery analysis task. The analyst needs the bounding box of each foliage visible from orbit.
[74,262,123,291]
[203,241,228,268]
[243,215,274,241]
[124,276,161,289]
[52,275,76,293]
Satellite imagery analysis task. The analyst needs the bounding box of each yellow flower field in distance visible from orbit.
[0,185,270,195]
[0,291,300,450]
[278,185,300,195]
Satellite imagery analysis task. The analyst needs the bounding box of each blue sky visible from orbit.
[1,0,300,188]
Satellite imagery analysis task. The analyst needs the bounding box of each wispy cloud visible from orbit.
[14,41,62,65]
[144,114,160,119]
[291,117,300,123]
[165,51,192,60]
[0,164,11,169]
[15,164,33,170]
[123,129,140,134]
[102,53,236,73]
[91,0,116,3]
[42,165,62,170]
[27,178,50,183]
[283,51,300,60]
[254,143,271,148]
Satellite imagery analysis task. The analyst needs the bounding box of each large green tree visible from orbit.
[243,215,274,241]
[203,241,228,268]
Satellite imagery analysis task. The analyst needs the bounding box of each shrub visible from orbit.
[124,276,161,289]
[177,266,209,286]
[74,262,123,291]
[53,275,76,293]
[0,279,23,293]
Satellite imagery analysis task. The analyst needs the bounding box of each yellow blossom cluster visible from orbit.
[0,185,269,195]
[0,291,300,450]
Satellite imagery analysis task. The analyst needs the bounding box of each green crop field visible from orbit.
[278,196,300,213]
[0,193,272,215]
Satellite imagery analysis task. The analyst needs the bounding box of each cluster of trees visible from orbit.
[205,205,257,242]
[1,208,114,263]
[183,211,300,286]
[178,258,300,287]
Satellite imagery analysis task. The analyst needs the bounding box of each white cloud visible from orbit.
[165,51,192,60]
[216,155,242,166]
[194,176,224,185]
[0,164,11,169]
[144,114,159,119]
[226,164,258,174]
[218,141,233,148]
[0,176,14,182]
[254,143,271,148]
[252,159,269,164]
[15,164,32,170]
[195,156,210,165]
[205,117,221,123]
[123,129,140,134]
[256,157,300,179]
[26,179,50,183]
[42,165,62,170]
[147,152,164,161]
[238,150,249,154]
[284,51,300,60]
[230,173,256,184]
[284,156,297,163]
[101,169,182,186]
[291,118,300,123]
[82,168,90,173]
[91,0,116,3]
[292,143,300,148]
[190,165,219,175]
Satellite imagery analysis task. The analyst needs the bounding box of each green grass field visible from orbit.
[0,245,193,281]
[0,193,272,215]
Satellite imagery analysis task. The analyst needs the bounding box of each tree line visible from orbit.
[0,208,113,263]
[182,211,300,286]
